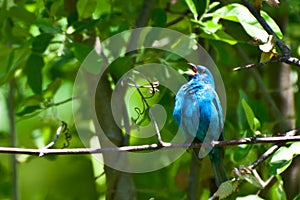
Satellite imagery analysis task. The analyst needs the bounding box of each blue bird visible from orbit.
[173,63,227,187]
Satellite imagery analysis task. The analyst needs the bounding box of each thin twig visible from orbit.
[233,45,283,119]
[234,56,300,71]
[127,77,168,146]
[234,58,283,71]
[248,144,281,170]
[45,97,76,107]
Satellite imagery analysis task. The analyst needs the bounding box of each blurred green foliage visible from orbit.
[0,0,300,199]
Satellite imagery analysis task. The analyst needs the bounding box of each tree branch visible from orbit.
[241,0,290,56]
[1,129,300,156]
[237,0,300,70]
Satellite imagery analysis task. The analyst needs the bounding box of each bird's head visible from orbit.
[184,63,215,88]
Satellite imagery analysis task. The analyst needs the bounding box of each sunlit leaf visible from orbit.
[236,195,264,200]
[289,142,300,155]
[213,3,283,42]
[185,0,198,20]
[259,35,276,52]
[235,167,264,188]
[237,90,249,131]
[260,52,274,62]
[198,29,237,45]
[208,2,220,11]
[270,147,293,175]
[259,35,279,62]
[213,180,239,199]
[242,99,260,132]
[194,20,222,34]
[76,0,97,19]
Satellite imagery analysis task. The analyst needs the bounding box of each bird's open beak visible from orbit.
[184,70,196,76]
[184,63,197,76]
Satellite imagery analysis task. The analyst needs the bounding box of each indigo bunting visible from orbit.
[173,63,227,187]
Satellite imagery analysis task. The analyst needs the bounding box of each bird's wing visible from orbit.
[197,86,224,158]
[202,87,224,141]
[173,86,200,139]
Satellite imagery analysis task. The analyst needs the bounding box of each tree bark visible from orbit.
[64,1,136,199]
[268,1,299,198]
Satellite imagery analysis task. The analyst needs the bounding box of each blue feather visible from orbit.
[173,64,227,187]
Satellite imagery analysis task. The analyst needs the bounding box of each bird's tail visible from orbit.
[210,147,227,187]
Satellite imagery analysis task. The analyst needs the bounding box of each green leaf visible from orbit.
[35,18,61,34]
[213,3,283,42]
[213,180,239,199]
[0,48,30,86]
[237,89,249,131]
[73,43,102,74]
[32,33,53,53]
[199,30,238,45]
[17,105,41,116]
[24,53,44,94]
[273,175,287,200]
[108,56,132,80]
[293,194,300,200]
[22,94,43,107]
[270,142,300,175]
[151,8,167,27]
[8,6,35,25]
[233,142,252,162]
[192,19,222,34]
[242,99,255,132]
[289,142,300,155]
[76,0,97,19]
[185,0,198,20]
[236,195,265,200]
[270,147,293,175]
[73,43,93,63]
[43,78,62,99]
[253,117,261,133]
[16,94,43,117]
[208,2,220,11]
